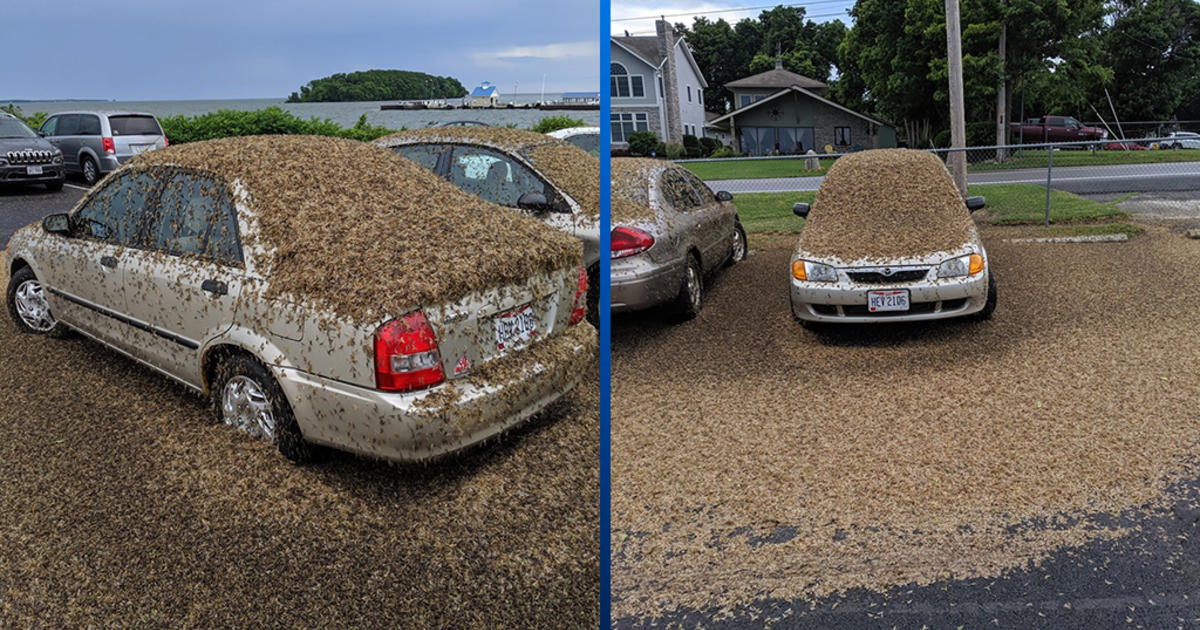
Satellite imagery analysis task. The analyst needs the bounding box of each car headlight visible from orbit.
[938,253,984,278]
[52,150,62,164]
[791,259,838,282]
[0,158,7,166]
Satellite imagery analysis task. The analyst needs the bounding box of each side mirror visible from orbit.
[965,196,986,212]
[36,131,45,137]
[793,202,810,218]
[715,190,733,202]
[517,191,550,212]
[43,213,70,235]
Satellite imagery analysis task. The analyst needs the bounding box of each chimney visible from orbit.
[656,19,683,143]
[775,42,783,70]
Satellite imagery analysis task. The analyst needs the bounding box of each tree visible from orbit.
[1096,0,1200,123]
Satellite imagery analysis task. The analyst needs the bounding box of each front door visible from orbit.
[119,168,243,385]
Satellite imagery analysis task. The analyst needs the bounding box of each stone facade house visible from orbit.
[610,20,708,148]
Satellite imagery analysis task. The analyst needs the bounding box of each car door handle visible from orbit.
[100,256,118,269]
[201,279,228,296]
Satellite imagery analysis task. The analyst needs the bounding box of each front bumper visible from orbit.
[274,325,597,462]
[0,163,64,183]
[610,255,684,313]
[790,268,989,323]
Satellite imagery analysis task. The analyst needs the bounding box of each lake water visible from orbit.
[6,93,598,130]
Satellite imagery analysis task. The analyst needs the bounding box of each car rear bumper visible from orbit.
[0,164,64,183]
[274,325,597,462]
[790,270,989,323]
[611,255,684,313]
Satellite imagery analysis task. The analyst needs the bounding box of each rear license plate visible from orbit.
[868,290,909,312]
[26,165,42,175]
[495,304,537,351]
[130,144,153,154]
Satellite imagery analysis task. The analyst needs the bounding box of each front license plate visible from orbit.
[495,304,537,351]
[26,165,42,175]
[868,290,910,312]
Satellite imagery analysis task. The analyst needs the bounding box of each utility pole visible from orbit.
[945,0,968,197]
[995,14,1007,161]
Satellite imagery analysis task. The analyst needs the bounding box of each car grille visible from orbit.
[846,269,929,283]
[7,150,56,165]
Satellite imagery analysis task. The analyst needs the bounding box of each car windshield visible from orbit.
[798,149,973,262]
[0,118,37,139]
[108,115,161,136]
[565,133,599,156]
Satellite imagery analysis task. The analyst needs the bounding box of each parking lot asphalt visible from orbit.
[0,282,599,627]
[611,226,1200,628]
[0,182,86,244]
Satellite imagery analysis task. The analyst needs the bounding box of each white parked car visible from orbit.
[547,126,600,156]
[1163,131,1200,150]
[789,149,996,328]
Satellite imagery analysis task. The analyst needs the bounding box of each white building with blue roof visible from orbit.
[468,81,499,108]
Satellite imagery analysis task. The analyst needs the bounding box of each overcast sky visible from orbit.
[611,0,853,37]
[1,0,599,101]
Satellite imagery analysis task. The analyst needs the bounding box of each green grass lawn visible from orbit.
[731,184,1129,234]
[683,148,1200,180]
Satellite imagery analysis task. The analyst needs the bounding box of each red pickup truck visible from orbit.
[1010,116,1107,143]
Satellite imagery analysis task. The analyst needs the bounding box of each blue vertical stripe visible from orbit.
[599,0,613,624]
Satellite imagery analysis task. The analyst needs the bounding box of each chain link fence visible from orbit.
[677,138,1200,231]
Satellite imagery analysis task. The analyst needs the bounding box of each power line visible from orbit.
[611,0,854,23]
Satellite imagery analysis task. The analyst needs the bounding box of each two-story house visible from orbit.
[610,20,708,148]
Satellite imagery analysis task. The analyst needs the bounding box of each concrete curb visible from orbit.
[1002,233,1129,244]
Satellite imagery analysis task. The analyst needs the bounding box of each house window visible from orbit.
[834,126,852,145]
[610,63,645,98]
[611,112,650,143]
[740,95,751,108]
[687,86,692,102]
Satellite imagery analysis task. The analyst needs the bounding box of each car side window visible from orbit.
[73,170,160,246]
[447,145,547,207]
[659,170,702,211]
[152,170,242,265]
[57,115,80,136]
[680,171,717,205]
[39,116,57,136]
[393,144,444,172]
[79,115,101,136]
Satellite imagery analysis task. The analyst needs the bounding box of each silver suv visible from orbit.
[38,111,167,185]
[0,113,65,191]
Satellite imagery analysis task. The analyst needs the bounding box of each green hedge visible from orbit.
[158,106,398,144]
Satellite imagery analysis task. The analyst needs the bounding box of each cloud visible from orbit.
[472,41,598,68]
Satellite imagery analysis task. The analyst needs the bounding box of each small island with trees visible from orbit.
[286,69,467,103]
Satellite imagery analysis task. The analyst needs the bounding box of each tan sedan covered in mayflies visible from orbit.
[4,135,596,463]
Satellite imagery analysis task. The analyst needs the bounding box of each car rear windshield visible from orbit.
[0,118,37,139]
[108,115,162,136]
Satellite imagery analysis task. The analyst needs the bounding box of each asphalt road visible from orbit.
[0,181,86,245]
[611,227,1200,629]
[705,160,1200,195]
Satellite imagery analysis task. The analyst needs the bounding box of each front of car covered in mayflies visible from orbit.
[788,148,997,326]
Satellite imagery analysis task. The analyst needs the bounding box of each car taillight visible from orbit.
[569,266,587,325]
[612,226,654,259]
[374,311,445,392]
[101,137,115,154]
[163,136,169,147]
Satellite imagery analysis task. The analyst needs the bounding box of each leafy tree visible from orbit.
[1094,0,1200,123]
[287,70,467,103]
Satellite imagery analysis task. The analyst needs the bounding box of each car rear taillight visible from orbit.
[569,266,588,325]
[374,311,445,392]
[163,136,169,147]
[101,137,115,154]
[611,226,654,259]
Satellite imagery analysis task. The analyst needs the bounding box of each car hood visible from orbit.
[0,137,57,154]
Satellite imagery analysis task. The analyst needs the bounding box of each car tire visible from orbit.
[80,156,99,186]
[674,253,703,321]
[45,179,64,192]
[211,353,314,464]
[6,266,69,337]
[969,271,997,321]
[726,222,747,267]
[586,264,599,328]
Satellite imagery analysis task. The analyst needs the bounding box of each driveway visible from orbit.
[0,182,87,244]
[611,226,1200,628]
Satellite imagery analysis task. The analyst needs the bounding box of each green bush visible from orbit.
[530,115,586,134]
[710,146,743,158]
[682,134,703,158]
[157,107,398,144]
[662,142,686,160]
[699,137,721,156]
[627,130,659,156]
[2,104,47,130]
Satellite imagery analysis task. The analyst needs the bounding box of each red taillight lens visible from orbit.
[101,137,115,154]
[374,311,445,392]
[163,136,169,147]
[569,266,588,325]
[611,226,654,259]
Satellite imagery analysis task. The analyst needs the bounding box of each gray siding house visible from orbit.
[708,60,897,155]
[611,20,708,148]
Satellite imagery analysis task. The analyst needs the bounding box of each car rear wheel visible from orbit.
[674,253,703,321]
[80,156,99,186]
[726,222,747,266]
[6,266,68,336]
[211,353,313,463]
